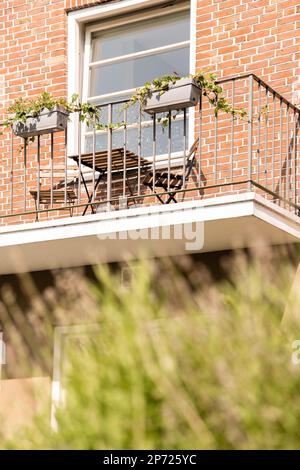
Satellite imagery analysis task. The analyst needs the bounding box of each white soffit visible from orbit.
[0,193,299,274]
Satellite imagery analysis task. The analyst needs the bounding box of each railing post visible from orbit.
[248,74,254,191]
[138,103,142,197]
[293,110,298,212]
[279,97,283,202]
[183,108,187,190]
[257,82,261,185]
[77,112,82,206]
[10,128,14,214]
[37,135,40,219]
[152,114,156,195]
[123,106,127,199]
[286,104,290,205]
[51,133,54,208]
[24,137,27,213]
[167,110,171,192]
[272,92,276,193]
[92,115,96,204]
[64,127,68,206]
[197,93,202,188]
[297,113,300,211]
[214,110,218,185]
[264,88,269,187]
[107,103,112,210]
[230,80,235,183]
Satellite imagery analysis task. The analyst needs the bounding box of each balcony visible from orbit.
[0,73,300,273]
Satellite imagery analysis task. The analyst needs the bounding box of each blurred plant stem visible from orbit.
[1,249,300,449]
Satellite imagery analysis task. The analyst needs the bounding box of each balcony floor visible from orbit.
[0,192,299,274]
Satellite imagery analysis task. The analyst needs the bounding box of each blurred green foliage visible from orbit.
[3,251,300,449]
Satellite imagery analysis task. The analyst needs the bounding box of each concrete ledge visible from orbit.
[0,192,299,274]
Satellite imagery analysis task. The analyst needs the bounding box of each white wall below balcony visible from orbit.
[0,193,299,274]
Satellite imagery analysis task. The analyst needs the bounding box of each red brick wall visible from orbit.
[0,1,117,117]
[196,0,300,102]
[0,1,64,112]
[194,1,300,204]
[64,0,113,11]
[0,0,299,224]
[0,1,65,223]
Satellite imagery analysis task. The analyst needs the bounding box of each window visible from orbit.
[51,324,99,429]
[82,2,191,157]
[88,11,190,101]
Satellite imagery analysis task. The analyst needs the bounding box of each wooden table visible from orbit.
[70,148,150,214]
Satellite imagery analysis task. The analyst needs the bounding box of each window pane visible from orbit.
[89,46,190,97]
[85,113,189,158]
[91,10,190,62]
[84,101,149,133]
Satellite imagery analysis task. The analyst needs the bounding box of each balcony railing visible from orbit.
[0,73,299,227]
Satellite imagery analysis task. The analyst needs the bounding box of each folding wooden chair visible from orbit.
[30,188,77,215]
[30,165,79,218]
[143,138,199,204]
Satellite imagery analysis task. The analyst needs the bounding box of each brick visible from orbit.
[0,0,299,224]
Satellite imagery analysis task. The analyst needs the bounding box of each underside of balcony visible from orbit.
[0,192,299,275]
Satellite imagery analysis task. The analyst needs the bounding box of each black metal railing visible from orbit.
[0,73,299,225]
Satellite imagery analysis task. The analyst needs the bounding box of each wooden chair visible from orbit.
[143,138,199,204]
[30,165,79,218]
[30,188,77,211]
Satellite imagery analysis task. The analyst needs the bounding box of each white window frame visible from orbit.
[51,323,100,430]
[67,0,197,157]
[83,5,190,104]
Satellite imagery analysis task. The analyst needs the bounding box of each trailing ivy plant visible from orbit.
[3,92,125,136]
[4,92,101,130]
[126,71,247,125]
[3,71,246,141]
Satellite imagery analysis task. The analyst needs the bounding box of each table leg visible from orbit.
[82,172,103,216]
[75,162,98,216]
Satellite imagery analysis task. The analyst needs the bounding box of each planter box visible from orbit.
[12,106,69,138]
[144,78,201,115]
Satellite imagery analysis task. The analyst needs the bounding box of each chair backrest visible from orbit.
[186,138,199,163]
[39,165,79,179]
[184,137,199,177]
